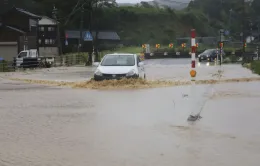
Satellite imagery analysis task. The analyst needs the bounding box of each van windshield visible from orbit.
[18,52,27,58]
[101,54,135,66]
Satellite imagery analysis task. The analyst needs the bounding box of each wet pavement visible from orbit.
[0,77,260,166]
[1,58,260,165]
[1,58,259,82]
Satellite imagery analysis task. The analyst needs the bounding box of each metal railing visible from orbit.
[0,52,104,72]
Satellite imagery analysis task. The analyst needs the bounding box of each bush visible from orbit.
[250,61,260,75]
[0,60,10,72]
[64,53,89,66]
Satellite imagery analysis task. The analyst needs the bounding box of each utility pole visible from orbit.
[257,46,259,60]
[52,5,62,58]
[94,0,99,62]
[219,29,224,66]
[87,2,93,65]
[228,9,232,30]
[242,0,246,62]
[78,6,84,54]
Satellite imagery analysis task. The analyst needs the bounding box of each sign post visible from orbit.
[84,31,93,41]
[188,29,200,122]
[257,46,259,60]
[145,44,150,53]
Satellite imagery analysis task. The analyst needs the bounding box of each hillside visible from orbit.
[1,0,259,45]
[106,6,216,45]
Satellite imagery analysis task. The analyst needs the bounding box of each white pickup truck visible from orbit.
[15,49,54,68]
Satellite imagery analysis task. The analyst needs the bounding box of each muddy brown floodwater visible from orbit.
[0,76,260,166]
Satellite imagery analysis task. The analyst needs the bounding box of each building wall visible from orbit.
[39,47,58,57]
[38,25,57,47]
[0,27,22,42]
[0,42,18,61]
[18,36,37,53]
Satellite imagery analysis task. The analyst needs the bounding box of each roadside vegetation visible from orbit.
[244,61,260,75]
[3,0,259,46]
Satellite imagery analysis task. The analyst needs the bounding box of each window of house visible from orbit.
[49,39,54,44]
[48,27,55,31]
[45,39,49,44]
[39,27,44,31]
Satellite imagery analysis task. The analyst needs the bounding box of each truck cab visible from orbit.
[16,49,39,67]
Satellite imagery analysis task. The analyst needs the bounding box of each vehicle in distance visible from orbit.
[93,53,146,81]
[198,49,225,62]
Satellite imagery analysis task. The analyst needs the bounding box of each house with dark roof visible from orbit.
[1,7,41,36]
[0,7,60,60]
[0,7,41,61]
[64,30,120,53]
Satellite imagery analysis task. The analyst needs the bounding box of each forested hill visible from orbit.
[1,0,260,45]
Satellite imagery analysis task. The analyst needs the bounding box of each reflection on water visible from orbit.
[197,61,217,67]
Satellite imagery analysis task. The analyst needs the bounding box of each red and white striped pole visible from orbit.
[190,29,196,81]
[188,29,200,121]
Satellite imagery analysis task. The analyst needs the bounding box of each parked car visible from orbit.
[198,49,225,62]
[93,53,146,81]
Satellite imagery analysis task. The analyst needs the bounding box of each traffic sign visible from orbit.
[84,31,93,41]
[224,30,229,36]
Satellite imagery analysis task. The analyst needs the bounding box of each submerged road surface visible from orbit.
[1,76,260,166]
[1,58,258,82]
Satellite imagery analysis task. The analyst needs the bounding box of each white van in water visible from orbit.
[93,53,146,81]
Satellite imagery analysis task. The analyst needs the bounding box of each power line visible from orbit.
[60,0,92,24]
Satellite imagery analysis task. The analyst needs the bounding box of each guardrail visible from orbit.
[0,51,259,72]
[144,52,195,59]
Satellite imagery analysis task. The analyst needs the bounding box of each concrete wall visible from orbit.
[39,47,58,57]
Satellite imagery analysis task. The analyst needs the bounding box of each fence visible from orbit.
[1,50,259,72]
[0,51,112,72]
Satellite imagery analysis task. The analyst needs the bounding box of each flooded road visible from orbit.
[1,76,260,166]
[2,58,258,82]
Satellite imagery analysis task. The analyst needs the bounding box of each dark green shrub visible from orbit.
[251,61,260,75]
[0,60,10,72]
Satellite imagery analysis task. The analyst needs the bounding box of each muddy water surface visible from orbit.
[0,78,260,166]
